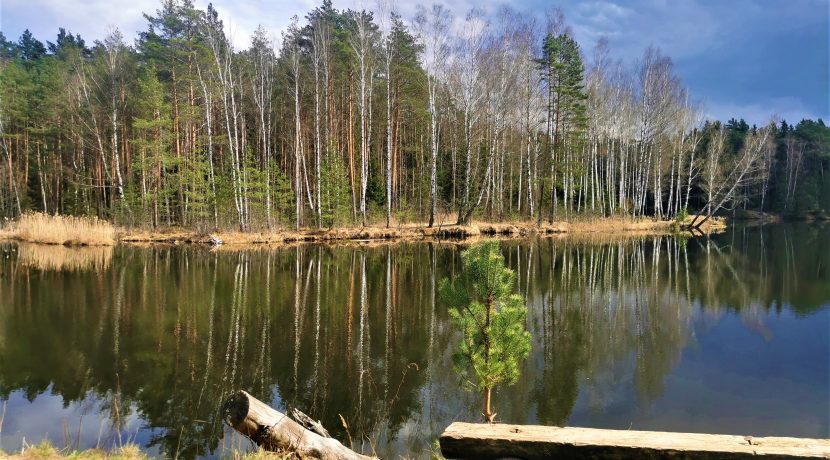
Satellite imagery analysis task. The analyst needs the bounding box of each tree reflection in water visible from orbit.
[0,223,827,458]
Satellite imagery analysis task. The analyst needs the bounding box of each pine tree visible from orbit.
[439,240,532,423]
[319,145,351,227]
[17,30,46,62]
[539,33,587,220]
[131,66,174,227]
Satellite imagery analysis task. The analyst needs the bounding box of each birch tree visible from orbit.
[692,123,774,228]
[415,4,451,227]
[249,26,275,228]
[285,17,304,230]
[378,0,396,227]
[349,9,376,227]
[205,6,247,230]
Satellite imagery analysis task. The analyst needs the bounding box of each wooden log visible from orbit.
[439,422,830,460]
[222,390,372,460]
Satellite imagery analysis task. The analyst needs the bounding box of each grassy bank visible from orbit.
[0,441,146,460]
[120,215,726,246]
[0,441,289,460]
[0,214,726,247]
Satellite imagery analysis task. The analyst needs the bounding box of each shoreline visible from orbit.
[118,216,727,246]
[0,216,727,248]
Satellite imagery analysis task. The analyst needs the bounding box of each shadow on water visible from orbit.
[0,222,827,458]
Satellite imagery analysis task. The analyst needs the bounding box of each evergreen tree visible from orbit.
[17,30,46,62]
[539,32,588,219]
[439,240,532,423]
[47,28,87,55]
[132,65,174,227]
[0,32,19,59]
[1,3,826,227]
[319,145,351,227]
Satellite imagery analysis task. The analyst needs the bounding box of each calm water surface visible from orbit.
[0,223,828,458]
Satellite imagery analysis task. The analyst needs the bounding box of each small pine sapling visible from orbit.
[440,240,531,423]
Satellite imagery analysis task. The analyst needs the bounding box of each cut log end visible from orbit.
[222,391,251,428]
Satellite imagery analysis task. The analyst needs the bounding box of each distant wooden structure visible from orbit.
[439,422,830,459]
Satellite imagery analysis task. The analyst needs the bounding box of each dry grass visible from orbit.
[0,440,146,460]
[117,215,727,247]
[0,441,292,460]
[228,448,293,460]
[8,213,115,246]
[17,243,113,271]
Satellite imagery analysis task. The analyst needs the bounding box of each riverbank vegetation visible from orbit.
[0,441,146,460]
[1,1,826,232]
[0,212,726,246]
[0,440,290,459]
[5,213,115,245]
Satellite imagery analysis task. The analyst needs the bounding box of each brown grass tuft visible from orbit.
[9,213,115,246]
[3,440,148,460]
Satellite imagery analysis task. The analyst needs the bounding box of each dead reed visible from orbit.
[9,213,116,246]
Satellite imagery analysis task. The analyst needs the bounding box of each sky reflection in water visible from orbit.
[0,223,827,458]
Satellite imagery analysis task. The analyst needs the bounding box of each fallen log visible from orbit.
[223,390,372,460]
[439,422,830,460]
[291,407,332,439]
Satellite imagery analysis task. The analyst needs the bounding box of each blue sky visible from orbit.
[2,0,827,124]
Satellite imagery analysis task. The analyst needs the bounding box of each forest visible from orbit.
[1,0,828,231]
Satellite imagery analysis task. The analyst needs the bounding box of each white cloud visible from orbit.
[568,0,724,63]
[0,0,512,49]
[2,0,824,124]
[2,0,153,44]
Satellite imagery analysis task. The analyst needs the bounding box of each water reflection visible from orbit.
[0,223,827,458]
[17,243,113,272]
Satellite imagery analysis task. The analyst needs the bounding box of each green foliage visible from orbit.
[4,0,827,226]
[270,162,296,226]
[675,207,689,225]
[539,32,588,145]
[129,66,176,227]
[429,439,446,460]
[319,149,352,227]
[439,241,531,397]
[709,117,830,217]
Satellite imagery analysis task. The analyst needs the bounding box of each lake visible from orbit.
[0,223,828,458]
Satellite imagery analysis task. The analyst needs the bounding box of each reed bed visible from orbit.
[9,213,115,246]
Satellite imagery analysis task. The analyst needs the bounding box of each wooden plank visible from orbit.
[439,422,830,459]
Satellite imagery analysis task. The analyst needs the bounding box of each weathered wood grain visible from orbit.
[439,422,830,460]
